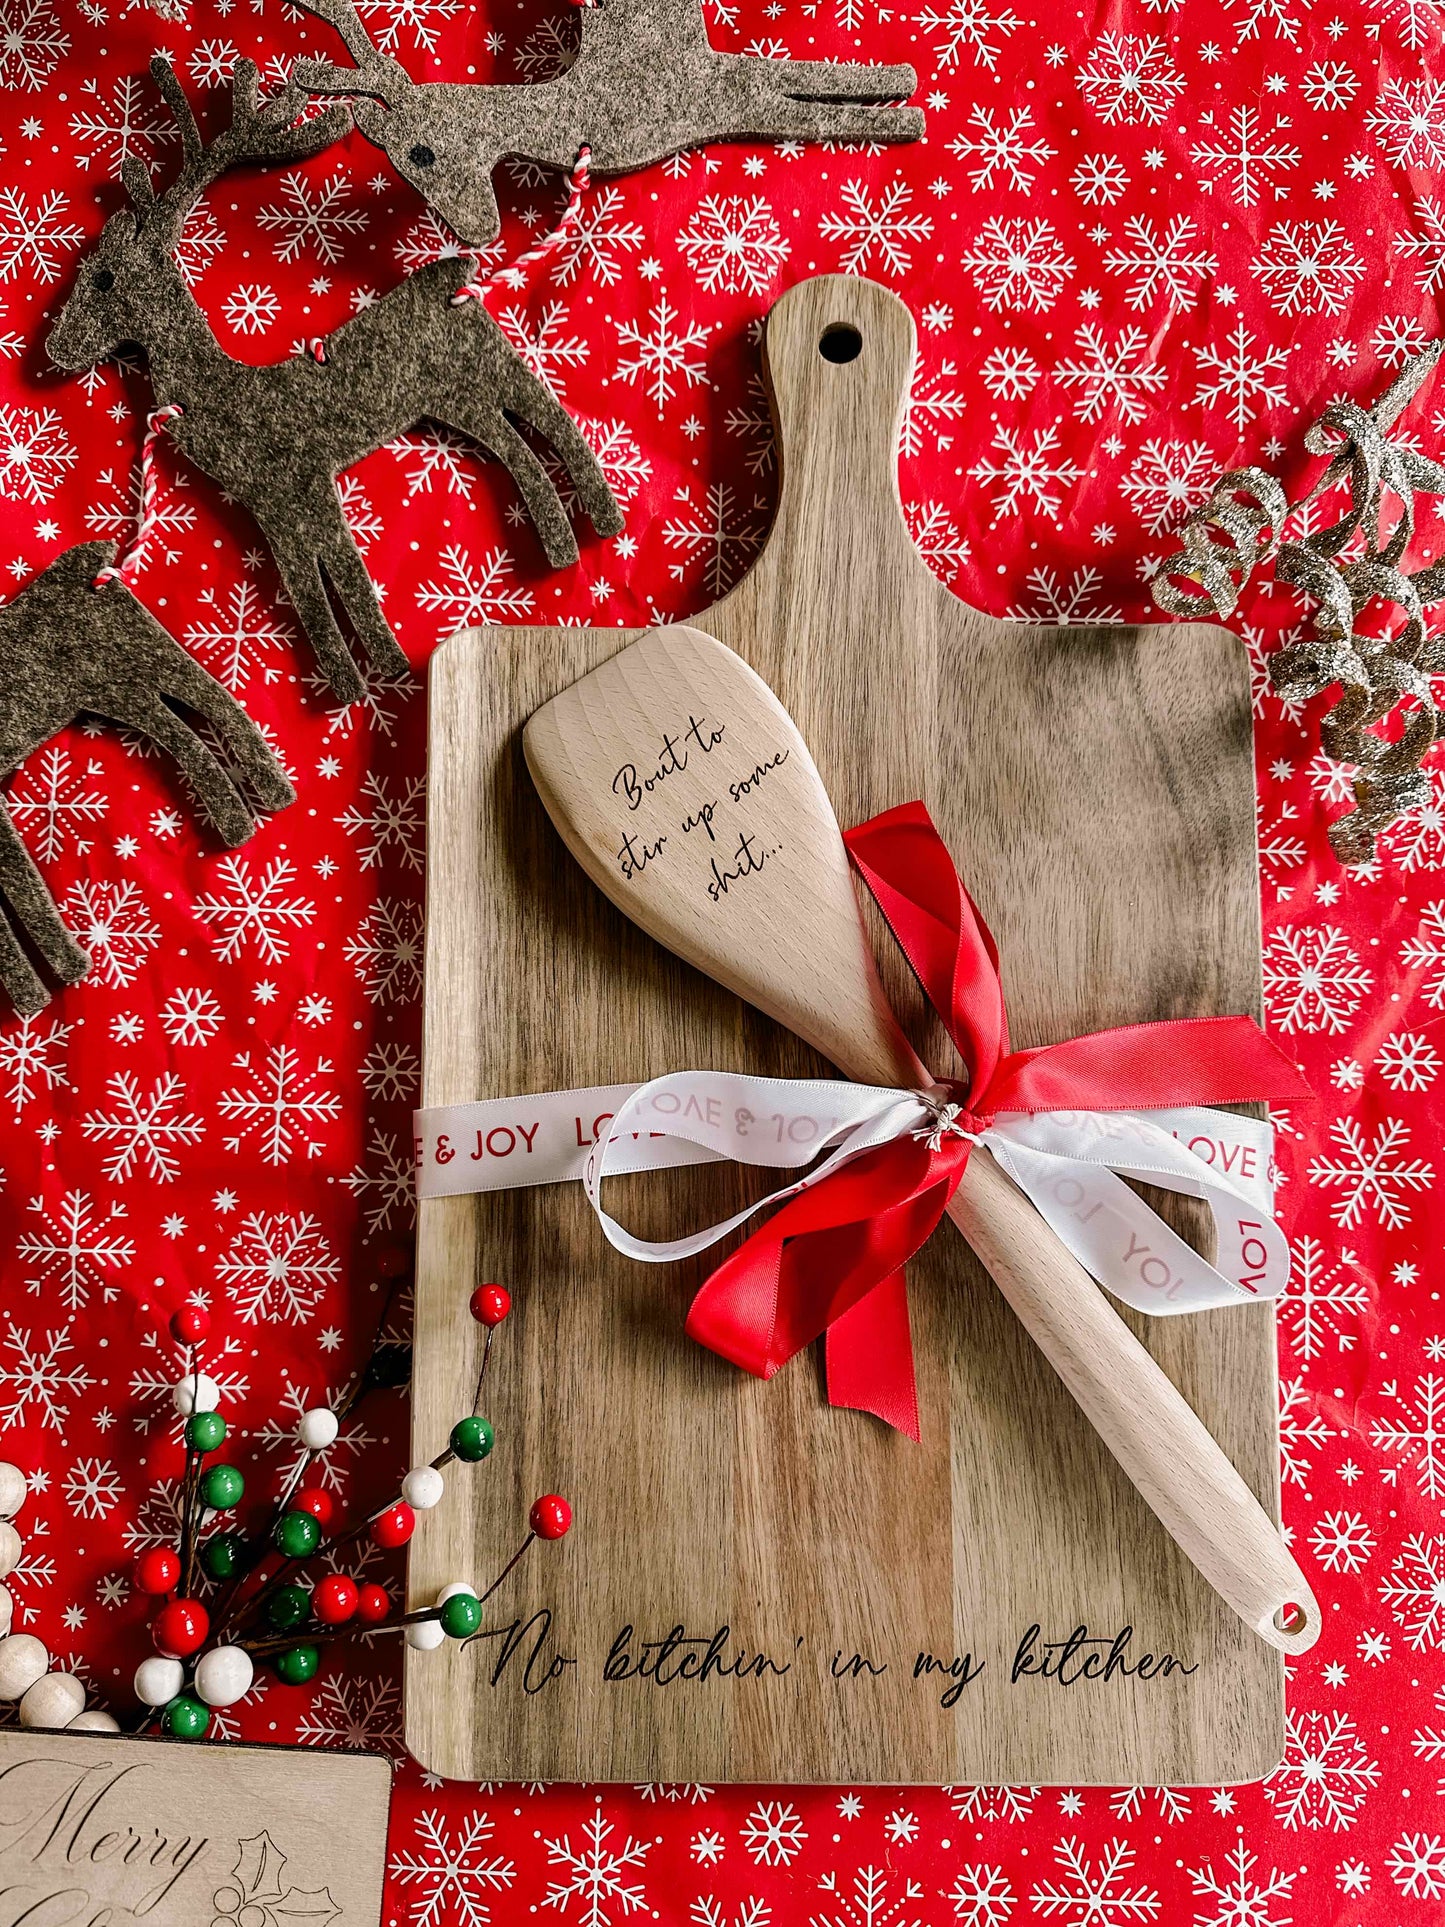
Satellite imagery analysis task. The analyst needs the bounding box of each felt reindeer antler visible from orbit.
[48,58,622,706]
[291,0,924,248]
[0,542,294,1017]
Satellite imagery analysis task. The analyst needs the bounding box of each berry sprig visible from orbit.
[128,1272,571,1741]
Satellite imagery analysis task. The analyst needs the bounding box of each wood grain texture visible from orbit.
[409,273,1283,1785]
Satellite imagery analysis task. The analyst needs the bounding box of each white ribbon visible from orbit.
[415,1070,1288,1316]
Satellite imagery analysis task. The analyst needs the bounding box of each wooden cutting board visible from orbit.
[408,273,1280,1785]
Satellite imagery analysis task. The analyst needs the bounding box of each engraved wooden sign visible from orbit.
[409,273,1286,1786]
[0,1730,389,1927]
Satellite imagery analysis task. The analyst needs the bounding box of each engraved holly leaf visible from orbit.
[214,1833,341,1927]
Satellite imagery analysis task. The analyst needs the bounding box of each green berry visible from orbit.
[184,1410,226,1454]
[163,1694,210,1740]
[200,1464,244,1511]
[201,1530,248,1582]
[439,1592,482,1639]
[274,1509,320,1559]
[449,1415,495,1463]
[265,1584,311,1631]
[274,1645,319,1686]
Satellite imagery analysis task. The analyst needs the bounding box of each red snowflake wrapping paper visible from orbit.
[1,0,1444,1918]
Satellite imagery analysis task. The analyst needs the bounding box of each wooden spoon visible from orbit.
[524,620,1320,1655]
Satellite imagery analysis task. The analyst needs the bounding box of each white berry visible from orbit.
[402,1465,444,1511]
[172,1371,220,1417]
[67,1709,121,1734]
[0,1635,49,1701]
[0,1524,19,1583]
[298,1408,339,1452]
[20,1672,85,1730]
[405,1618,446,1652]
[133,1655,184,1706]
[0,1584,12,1639]
[0,1463,28,1520]
[194,1644,254,1709]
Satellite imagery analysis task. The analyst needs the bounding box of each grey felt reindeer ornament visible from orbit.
[291,0,923,247]
[49,57,622,705]
[0,542,294,1016]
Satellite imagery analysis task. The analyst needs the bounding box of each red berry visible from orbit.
[356,1582,391,1625]
[376,1244,412,1281]
[370,1502,415,1550]
[169,1303,210,1346]
[469,1283,511,1327]
[290,1485,337,1531]
[311,1574,359,1625]
[152,1597,209,1658]
[529,1494,572,1541]
[134,1547,181,1596]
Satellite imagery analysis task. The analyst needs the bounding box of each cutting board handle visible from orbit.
[728,275,938,608]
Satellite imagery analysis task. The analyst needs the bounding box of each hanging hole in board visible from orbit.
[818,324,862,365]
[1273,1601,1308,1636]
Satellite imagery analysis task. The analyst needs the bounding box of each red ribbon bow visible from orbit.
[684,800,1313,1440]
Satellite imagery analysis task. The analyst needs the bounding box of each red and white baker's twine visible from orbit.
[92,402,184,591]
[452,146,593,306]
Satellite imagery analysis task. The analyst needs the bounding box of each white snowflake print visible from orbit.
[1381,772,1445,872]
[0,406,76,504]
[692,1902,767,1927]
[1054,326,1165,425]
[959,217,1074,312]
[217,1212,340,1325]
[1030,1838,1160,1923]
[1387,1833,1445,1901]
[810,1867,925,1927]
[0,1322,94,1432]
[1006,566,1123,625]
[1278,1235,1370,1360]
[158,987,224,1048]
[255,1372,372,1496]
[1373,1374,1445,1498]
[62,1457,121,1520]
[86,460,195,566]
[184,578,295,690]
[342,1127,413,1233]
[221,283,281,335]
[1369,0,1445,49]
[554,185,647,288]
[1118,439,1218,534]
[969,422,1083,521]
[819,180,933,277]
[0,0,67,89]
[1222,0,1311,43]
[1262,924,1373,1032]
[80,1071,204,1183]
[1187,1841,1295,1927]
[979,345,1041,399]
[948,1864,1013,1927]
[1193,321,1291,429]
[945,1786,1038,1824]
[1377,1028,1440,1091]
[1265,1708,1381,1829]
[217,1046,343,1166]
[352,0,462,55]
[17,1190,132,1312]
[681,195,790,296]
[344,898,423,1005]
[494,301,589,399]
[414,544,534,638]
[1189,106,1300,209]
[257,171,368,264]
[663,484,767,597]
[1252,219,1365,316]
[68,73,175,175]
[1076,35,1184,126]
[906,500,970,582]
[1310,1509,1376,1574]
[1394,195,1445,293]
[614,296,713,411]
[949,105,1054,192]
[1414,1684,1445,1792]
[1367,77,1445,170]
[740,1801,806,1866]
[1301,58,1359,110]
[548,418,652,515]
[1070,153,1129,206]
[62,878,161,989]
[1108,1788,1190,1826]
[297,1671,403,1754]
[1382,1533,1445,1649]
[1308,1118,1433,1230]
[129,1333,249,1439]
[336,771,425,872]
[0,1010,71,1118]
[0,188,83,282]
[1103,216,1217,312]
[360,1040,419,1103]
[1278,1374,1331,1490]
[542,1806,652,1927]
[193,855,316,964]
[7,745,106,862]
[389,1809,516,1927]
[914,0,1020,70]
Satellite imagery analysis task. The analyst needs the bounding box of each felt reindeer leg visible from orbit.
[154,647,296,819]
[0,802,88,1012]
[463,344,623,547]
[449,407,581,569]
[314,506,413,688]
[111,694,264,848]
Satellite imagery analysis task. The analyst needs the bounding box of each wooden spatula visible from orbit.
[525,619,1320,1656]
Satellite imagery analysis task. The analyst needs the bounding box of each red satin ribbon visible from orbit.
[684,800,1314,1440]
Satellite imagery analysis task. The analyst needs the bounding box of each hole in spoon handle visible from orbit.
[1260,1588,1321,1655]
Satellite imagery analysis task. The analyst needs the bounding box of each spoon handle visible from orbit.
[948,1151,1320,1653]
